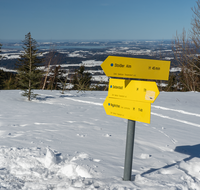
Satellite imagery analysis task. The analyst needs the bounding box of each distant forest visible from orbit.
[0,51,163,70]
[1,37,199,92]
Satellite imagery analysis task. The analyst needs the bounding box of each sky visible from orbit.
[0,0,198,41]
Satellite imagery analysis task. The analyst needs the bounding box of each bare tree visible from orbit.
[42,48,64,90]
[172,29,199,91]
[47,65,61,90]
[42,49,56,90]
[191,0,200,51]
[60,70,70,94]
[172,1,200,91]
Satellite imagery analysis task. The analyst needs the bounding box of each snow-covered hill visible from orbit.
[0,90,200,189]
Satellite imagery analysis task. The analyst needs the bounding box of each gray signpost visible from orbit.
[101,56,170,181]
[123,120,136,181]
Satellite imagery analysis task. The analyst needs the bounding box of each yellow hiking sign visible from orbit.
[101,56,170,80]
[108,78,160,103]
[103,97,151,123]
[101,55,171,180]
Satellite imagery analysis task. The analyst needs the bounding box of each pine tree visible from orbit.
[165,73,177,91]
[0,70,4,89]
[47,65,61,90]
[16,32,43,101]
[72,65,92,91]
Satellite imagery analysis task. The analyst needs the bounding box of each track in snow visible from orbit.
[59,96,200,128]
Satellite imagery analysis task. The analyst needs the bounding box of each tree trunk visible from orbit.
[28,34,32,101]
[42,56,53,90]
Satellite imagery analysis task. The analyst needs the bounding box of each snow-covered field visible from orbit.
[0,90,200,189]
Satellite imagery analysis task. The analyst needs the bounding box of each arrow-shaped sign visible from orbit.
[108,78,160,103]
[101,56,170,80]
[103,97,151,123]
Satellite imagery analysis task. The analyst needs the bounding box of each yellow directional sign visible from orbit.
[101,56,171,80]
[103,96,151,123]
[108,78,159,103]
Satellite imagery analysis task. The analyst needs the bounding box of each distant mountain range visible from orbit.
[0,40,176,79]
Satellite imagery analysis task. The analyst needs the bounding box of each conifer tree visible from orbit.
[72,65,92,91]
[16,32,43,101]
[165,73,177,91]
[47,65,61,90]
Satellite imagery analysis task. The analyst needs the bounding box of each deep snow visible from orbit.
[0,90,200,189]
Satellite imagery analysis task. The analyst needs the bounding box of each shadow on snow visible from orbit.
[139,144,200,178]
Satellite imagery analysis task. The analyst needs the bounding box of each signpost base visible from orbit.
[123,120,136,181]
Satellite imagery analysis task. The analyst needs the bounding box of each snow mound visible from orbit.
[58,162,92,178]
[44,147,57,167]
[0,146,97,189]
[179,158,200,180]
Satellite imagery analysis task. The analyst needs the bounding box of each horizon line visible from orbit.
[0,39,173,43]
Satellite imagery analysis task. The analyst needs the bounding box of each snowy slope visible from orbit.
[0,90,200,189]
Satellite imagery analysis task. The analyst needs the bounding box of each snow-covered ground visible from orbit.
[0,67,17,73]
[1,53,21,60]
[0,90,200,189]
[53,60,103,68]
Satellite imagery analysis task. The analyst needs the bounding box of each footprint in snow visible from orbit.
[67,121,76,123]
[7,132,23,138]
[93,159,100,162]
[11,124,20,127]
[71,152,100,163]
[77,134,87,137]
[171,138,178,144]
[141,153,152,159]
[102,134,111,137]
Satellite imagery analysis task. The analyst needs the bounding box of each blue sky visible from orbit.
[0,0,197,41]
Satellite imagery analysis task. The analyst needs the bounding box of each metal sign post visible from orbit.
[123,120,136,181]
[101,56,170,182]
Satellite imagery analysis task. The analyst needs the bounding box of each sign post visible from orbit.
[101,56,170,181]
[123,120,136,181]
